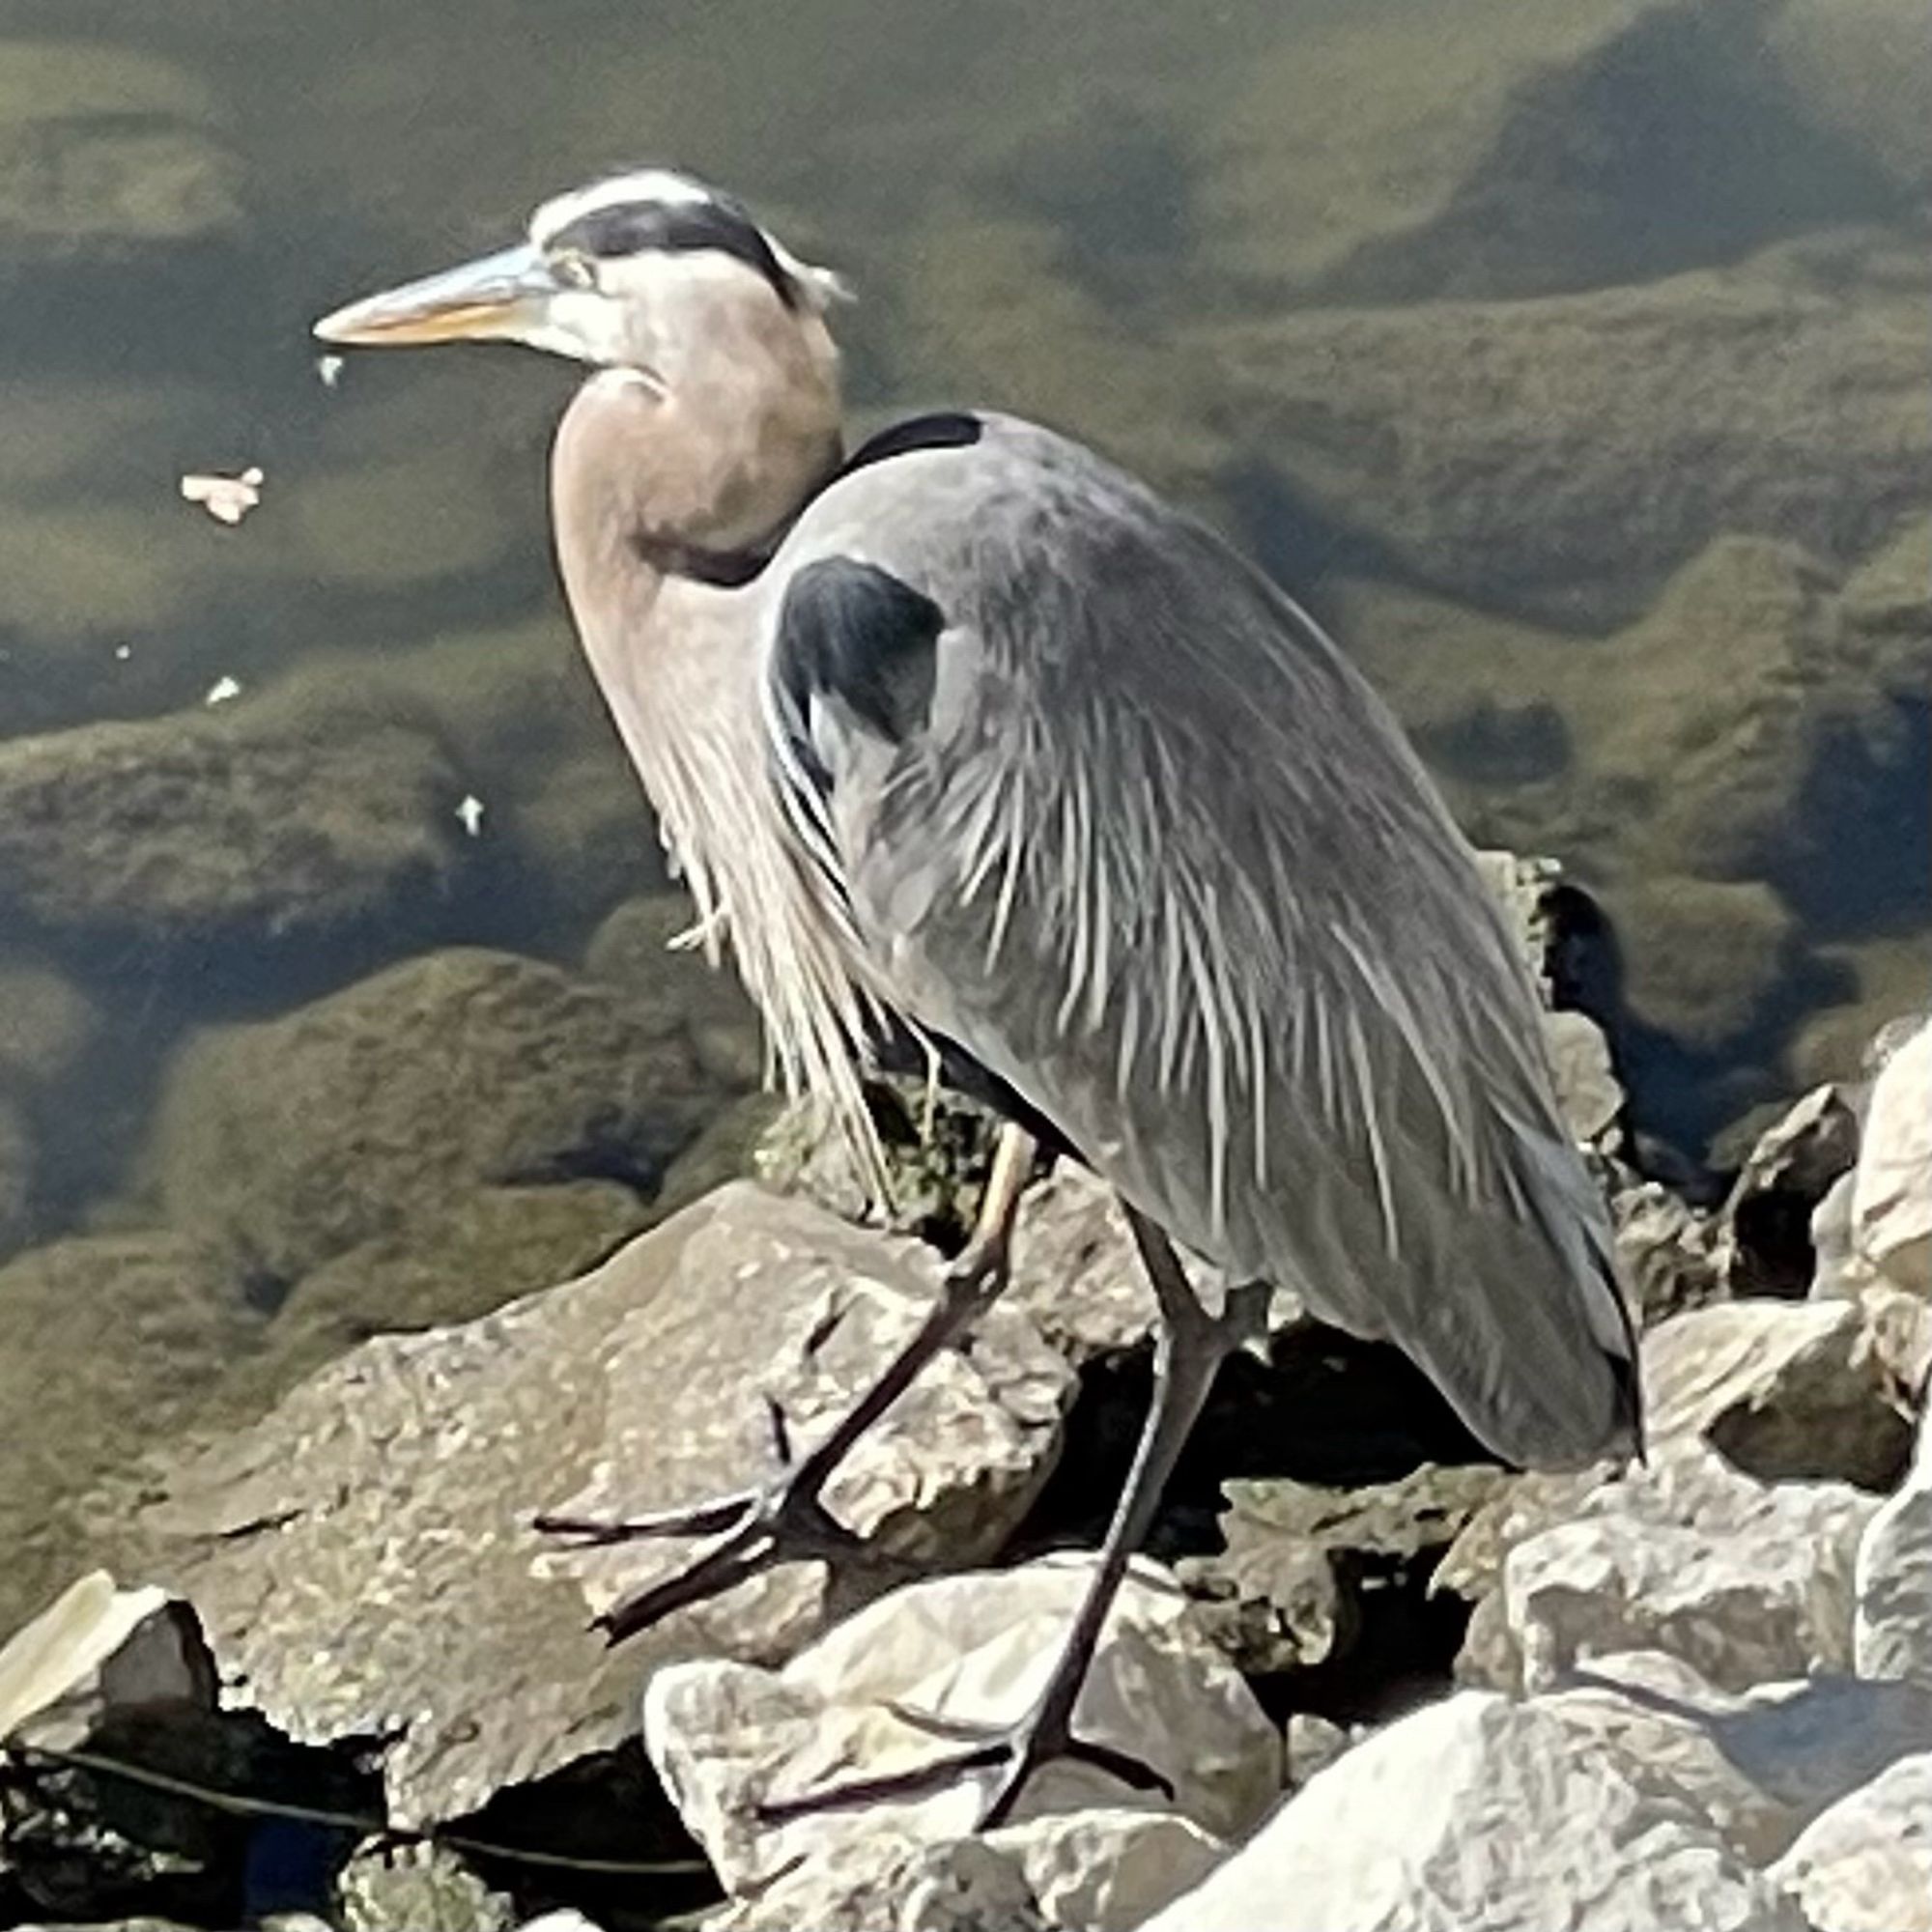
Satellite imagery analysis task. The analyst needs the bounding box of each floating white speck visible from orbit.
[204,675,242,706]
[180,466,265,526]
[112,642,132,662]
[316,355,345,390]
[455,793,486,838]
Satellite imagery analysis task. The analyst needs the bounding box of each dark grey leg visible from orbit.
[536,1123,1038,1642]
[760,1202,1268,1829]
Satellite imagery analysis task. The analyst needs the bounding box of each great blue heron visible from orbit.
[316,167,1641,1825]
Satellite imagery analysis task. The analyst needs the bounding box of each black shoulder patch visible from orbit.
[546,195,799,309]
[774,557,946,781]
[840,412,982,477]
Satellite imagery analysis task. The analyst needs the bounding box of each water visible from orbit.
[0,1,1925,1624]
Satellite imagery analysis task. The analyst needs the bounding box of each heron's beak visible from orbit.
[313,242,559,348]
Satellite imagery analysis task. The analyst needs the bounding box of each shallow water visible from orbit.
[0,2,1926,1620]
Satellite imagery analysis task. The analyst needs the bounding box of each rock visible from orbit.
[1788,934,1932,1092]
[0,705,470,947]
[1770,0,1932,197]
[0,43,244,255]
[582,893,763,1091]
[1494,1439,1876,1692]
[1282,1713,1352,1788]
[988,1809,1223,1932]
[0,1233,253,1639]
[1855,1406,1932,1686]
[1608,1176,1721,1323]
[225,1181,652,1417]
[1180,1465,1505,1677]
[642,1556,1280,1897]
[119,1185,1075,1828]
[334,1840,516,1932]
[1541,1008,1623,1146]
[1771,1752,1932,1932]
[1717,1083,1862,1297]
[1853,1017,1931,1294]
[150,949,716,1284]
[0,1092,32,1259]
[707,1831,1047,1932]
[1136,1689,1807,1932]
[1210,259,1926,629]
[1642,1297,1913,1489]
[0,952,99,1091]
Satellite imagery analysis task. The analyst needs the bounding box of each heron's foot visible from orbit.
[534,1453,864,1643]
[755,1693,1173,1833]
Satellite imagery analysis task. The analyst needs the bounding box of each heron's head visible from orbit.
[314,167,846,388]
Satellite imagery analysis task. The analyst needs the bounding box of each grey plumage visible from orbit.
[763,413,1637,1466]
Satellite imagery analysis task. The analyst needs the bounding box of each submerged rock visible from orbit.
[0,705,470,947]
[642,1555,1278,1897]
[0,1092,33,1260]
[119,1185,1074,1829]
[0,951,99,1092]
[0,1233,252,1639]
[150,948,715,1285]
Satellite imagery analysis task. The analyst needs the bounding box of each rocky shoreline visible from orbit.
[1,862,1924,1932]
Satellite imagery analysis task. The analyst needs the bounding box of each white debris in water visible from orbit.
[180,465,265,526]
[112,642,132,662]
[204,675,243,707]
[316,354,346,389]
[455,793,486,838]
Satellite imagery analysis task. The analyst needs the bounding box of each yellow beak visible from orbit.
[313,242,557,347]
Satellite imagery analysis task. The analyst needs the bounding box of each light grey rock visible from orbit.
[1282,1713,1352,1788]
[1135,1690,1807,1932]
[1811,1170,1877,1299]
[151,949,715,1284]
[0,707,469,946]
[122,1184,1075,1828]
[336,1839,516,1932]
[0,43,244,254]
[988,1810,1223,1932]
[1853,1017,1931,1295]
[1717,1083,1862,1298]
[1611,1177,1721,1323]
[707,1833,1047,1932]
[643,1556,1280,1898]
[1770,1751,1932,1932]
[1641,1296,1914,1488]
[1490,1440,1875,1692]
[1542,1008,1624,1147]
[1855,1406,1932,1686]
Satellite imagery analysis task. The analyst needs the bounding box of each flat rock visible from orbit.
[0,1233,253,1640]
[1642,1296,1913,1489]
[1853,1017,1931,1295]
[119,1184,1075,1827]
[151,948,716,1284]
[1496,1440,1875,1692]
[0,705,469,946]
[1770,1751,1932,1932]
[1136,1689,1806,1932]
[643,1556,1280,1896]
[1855,1406,1932,1686]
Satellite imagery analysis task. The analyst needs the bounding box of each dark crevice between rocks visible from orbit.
[450,1740,721,1932]
[0,1709,380,1930]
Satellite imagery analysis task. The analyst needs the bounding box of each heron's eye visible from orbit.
[552,250,597,291]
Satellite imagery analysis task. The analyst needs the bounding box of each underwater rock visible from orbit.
[1212,257,1926,629]
[0,951,99,1093]
[0,43,244,255]
[122,1184,1074,1829]
[0,1092,34,1261]
[0,1233,253,1646]
[0,704,470,947]
[1770,0,1932,199]
[150,948,716,1285]
[223,1180,652,1418]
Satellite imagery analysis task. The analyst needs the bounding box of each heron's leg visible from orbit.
[759,1206,1267,1830]
[535,1123,1037,1642]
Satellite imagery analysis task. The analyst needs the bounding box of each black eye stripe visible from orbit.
[543,200,799,309]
